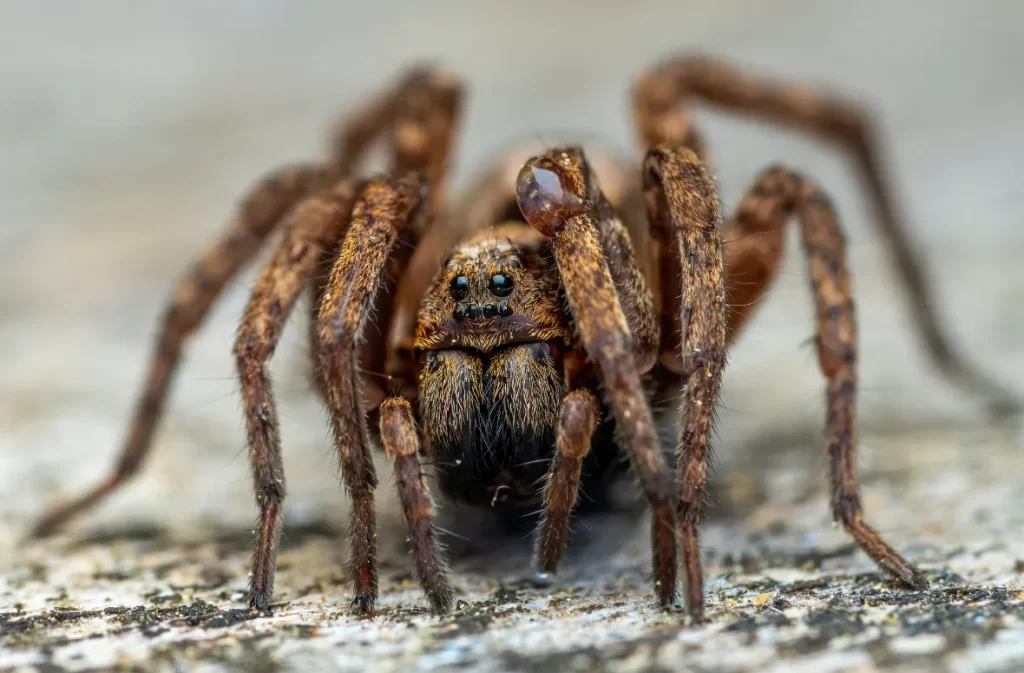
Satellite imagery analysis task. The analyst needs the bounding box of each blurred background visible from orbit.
[1,0,1021,571]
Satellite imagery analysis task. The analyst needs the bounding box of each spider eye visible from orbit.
[450,275,470,301]
[488,273,514,297]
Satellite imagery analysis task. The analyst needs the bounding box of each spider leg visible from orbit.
[233,183,361,610]
[634,54,1019,415]
[311,69,464,404]
[313,71,462,614]
[517,146,678,607]
[361,70,463,398]
[379,396,454,614]
[534,390,599,574]
[588,176,660,370]
[727,164,928,589]
[329,67,455,179]
[718,169,800,341]
[234,70,462,613]
[30,69,444,539]
[31,163,336,538]
[317,174,430,613]
[643,147,728,618]
[532,173,658,573]
[797,170,927,588]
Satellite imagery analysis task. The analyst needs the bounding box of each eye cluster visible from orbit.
[450,272,515,320]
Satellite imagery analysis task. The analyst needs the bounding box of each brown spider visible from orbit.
[33,55,1019,617]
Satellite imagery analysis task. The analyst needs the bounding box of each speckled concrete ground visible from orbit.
[2,1,1024,672]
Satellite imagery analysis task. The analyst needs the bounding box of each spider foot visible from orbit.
[426,586,456,616]
[351,593,376,615]
[890,566,930,592]
[664,598,708,625]
[248,590,273,613]
[682,612,710,627]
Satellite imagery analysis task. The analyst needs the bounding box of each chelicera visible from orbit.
[34,56,1018,617]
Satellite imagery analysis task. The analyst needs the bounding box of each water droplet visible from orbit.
[455,459,462,465]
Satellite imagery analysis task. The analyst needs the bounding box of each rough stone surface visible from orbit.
[2,1,1023,672]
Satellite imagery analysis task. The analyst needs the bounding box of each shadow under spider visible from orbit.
[423,410,1011,580]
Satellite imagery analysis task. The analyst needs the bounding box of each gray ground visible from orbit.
[2,1,1024,672]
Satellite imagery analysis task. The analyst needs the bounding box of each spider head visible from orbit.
[413,222,570,355]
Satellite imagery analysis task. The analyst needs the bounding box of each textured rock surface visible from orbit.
[2,1,1023,671]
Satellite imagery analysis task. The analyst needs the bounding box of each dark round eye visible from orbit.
[450,275,470,300]
[488,273,514,297]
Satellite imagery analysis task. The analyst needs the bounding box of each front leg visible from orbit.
[516,147,678,607]
[379,397,454,614]
[317,174,429,613]
[534,390,600,574]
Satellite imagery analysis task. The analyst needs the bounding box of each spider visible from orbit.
[33,55,1019,617]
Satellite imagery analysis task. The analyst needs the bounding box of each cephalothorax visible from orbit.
[35,56,1018,617]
